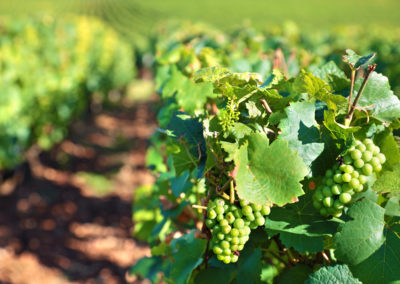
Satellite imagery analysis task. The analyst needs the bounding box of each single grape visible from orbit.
[359,175,367,184]
[313,189,324,201]
[370,157,380,168]
[217,214,224,222]
[231,255,239,263]
[251,203,262,211]
[331,184,342,195]
[206,219,216,228]
[354,184,364,193]
[231,237,240,245]
[320,208,328,217]
[223,256,231,264]
[256,216,265,226]
[213,246,223,255]
[372,145,380,155]
[342,173,352,183]
[208,209,217,219]
[325,169,333,177]
[242,205,253,216]
[363,138,373,145]
[261,205,271,216]
[377,153,386,164]
[362,164,373,176]
[221,225,231,234]
[322,186,333,197]
[343,155,353,165]
[373,163,382,172]
[339,193,352,204]
[216,206,224,215]
[221,241,229,249]
[217,233,225,240]
[230,228,239,237]
[226,212,235,224]
[343,165,354,174]
[313,200,322,210]
[362,151,373,162]
[351,170,359,178]
[354,159,364,168]
[220,219,228,227]
[333,174,343,183]
[234,218,244,229]
[356,143,367,152]
[323,197,333,208]
[349,178,360,189]
[326,178,334,186]
[334,199,344,209]
[351,149,362,160]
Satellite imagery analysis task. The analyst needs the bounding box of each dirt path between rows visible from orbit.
[0,99,158,284]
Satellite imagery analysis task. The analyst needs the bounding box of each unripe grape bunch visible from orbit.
[206,198,271,263]
[312,138,386,217]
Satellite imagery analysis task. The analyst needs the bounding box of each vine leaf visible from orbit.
[293,70,347,112]
[334,199,386,266]
[235,134,308,206]
[373,163,400,194]
[279,101,324,168]
[374,129,400,171]
[323,110,360,140]
[277,264,313,284]
[351,218,400,284]
[265,192,340,253]
[169,231,207,284]
[354,72,400,123]
[129,256,164,283]
[305,264,362,284]
[343,49,375,70]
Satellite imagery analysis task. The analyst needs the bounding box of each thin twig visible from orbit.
[192,205,208,210]
[260,98,272,114]
[346,64,376,125]
[347,69,356,114]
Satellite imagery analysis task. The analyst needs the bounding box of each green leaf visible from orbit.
[343,49,375,70]
[265,192,340,253]
[323,110,360,140]
[279,101,324,168]
[231,242,263,284]
[305,264,362,284]
[373,163,400,196]
[235,134,308,206]
[374,129,400,171]
[130,256,164,283]
[278,264,313,284]
[294,70,347,112]
[195,267,236,284]
[193,66,232,83]
[351,218,400,284]
[172,143,198,176]
[334,199,386,266]
[310,61,347,80]
[227,122,254,139]
[169,231,207,284]
[220,141,239,162]
[354,72,400,123]
[385,197,400,217]
[246,100,262,118]
[170,170,193,197]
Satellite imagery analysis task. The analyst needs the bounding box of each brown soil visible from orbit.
[0,99,158,284]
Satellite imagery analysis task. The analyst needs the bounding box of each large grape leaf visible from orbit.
[374,129,400,171]
[343,49,375,70]
[309,61,347,80]
[265,192,340,253]
[305,264,362,284]
[351,218,400,284]
[323,110,361,140]
[235,134,308,206]
[355,72,400,123]
[373,163,400,194]
[334,199,386,266]
[279,101,324,168]
[277,264,313,284]
[168,231,207,284]
[293,70,347,112]
[130,256,165,283]
[162,66,215,114]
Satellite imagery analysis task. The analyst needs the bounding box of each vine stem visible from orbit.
[260,98,272,114]
[346,69,356,115]
[229,180,235,204]
[345,64,376,126]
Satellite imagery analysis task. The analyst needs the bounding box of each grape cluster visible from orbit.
[206,198,271,263]
[313,138,386,217]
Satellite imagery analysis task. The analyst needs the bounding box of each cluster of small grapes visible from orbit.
[206,198,270,263]
[313,138,386,217]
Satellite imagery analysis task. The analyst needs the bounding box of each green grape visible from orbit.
[239,200,248,207]
[246,214,255,221]
[216,206,224,215]
[326,178,334,186]
[323,197,333,208]
[251,203,262,211]
[313,200,322,210]
[242,205,253,216]
[231,245,238,251]
[322,186,333,197]
[231,255,239,263]
[217,233,225,240]
[351,149,362,160]
[351,171,359,178]
[339,193,352,204]
[332,210,343,218]
[231,237,240,245]
[370,157,381,168]
[223,256,231,264]
[333,173,343,183]
[261,205,270,216]
[334,199,344,209]
[313,189,324,201]
[206,219,216,228]
[343,165,354,174]
[354,159,364,168]
[320,208,328,217]
[220,219,229,227]
[226,212,235,224]
[342,173,352,183]
[208,209,217,219]
[377,153,386,164]
[343,155,353,165]
[222,225,231,234]
[373,163,382,172]
[256,216,265,226]
[359,175,367,184]
[362,164,373,176]
[234,218,244,229]
[325,169,333,177]
[221,241,229,249]
[238,245,244,251]
[363,138,373,145]
[354,184,364,193]
[331,184,342,195]
[230,228,239,237]
[362,151,373,162]
[356,143,367,152]
[213,246,222,255]
[217,255,224,261]
[217,214,224,222]
[349,178,360,189]
[372,145,380,155]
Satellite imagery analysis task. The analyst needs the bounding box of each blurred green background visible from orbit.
[1,0,400,42]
